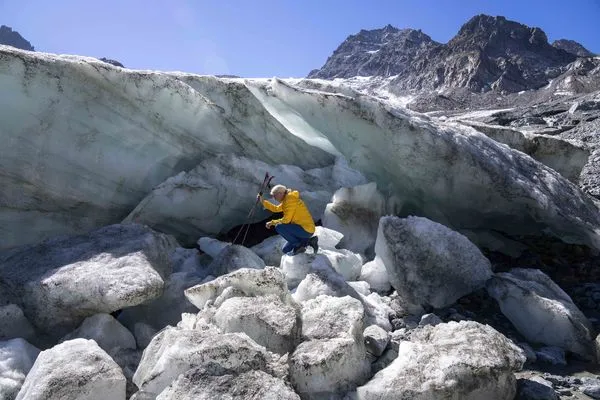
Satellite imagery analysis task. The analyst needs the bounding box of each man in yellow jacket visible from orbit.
[259,184,319,255]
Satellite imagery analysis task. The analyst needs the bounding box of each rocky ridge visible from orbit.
[309,14,594,94]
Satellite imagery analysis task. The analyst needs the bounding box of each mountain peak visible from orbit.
[0,25,35,51]
[552,39,595,57]
[458,14,508,33]
[307,25,439,79]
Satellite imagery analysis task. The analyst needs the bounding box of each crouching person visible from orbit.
[258,184,318,255]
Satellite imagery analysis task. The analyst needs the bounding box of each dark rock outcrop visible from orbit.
[99,57,125,68]
[0,25,34,51]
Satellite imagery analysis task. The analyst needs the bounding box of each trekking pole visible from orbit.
[232,173,268,245]
[232,172,273,245]
[240,174,274,245]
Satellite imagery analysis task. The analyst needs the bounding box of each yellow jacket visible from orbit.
[262,190,316,234]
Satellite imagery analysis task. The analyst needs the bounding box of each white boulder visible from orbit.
[375,216,493,310]
[359,257,391,294]
[213,294,299,355]
[313,226,344,250]
[16,338,126,400]
[300,296,364,340]
[487,268,596,360]
[281,253,316,289]
[184,267,288,310]
[357,321,525,400]
[292,256,393,331]
[61,313,136,353]
[293,273,338,302]
[281,248,363,286]
[320,248,363,281]
[290,295,371,397]
[156,369,300,400]
[0,338,40,400]
[290,338,370,398]
[132,326,283,397]
[251,235,287,266]
[118,268,208,340]
[363,325,389,357]
[0,224,177,338]
[208,244,265,276]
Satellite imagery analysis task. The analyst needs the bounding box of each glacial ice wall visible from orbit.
[0,46,333,248]
[2,46,600,250]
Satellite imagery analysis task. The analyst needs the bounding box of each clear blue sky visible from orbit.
[2,0,599,77]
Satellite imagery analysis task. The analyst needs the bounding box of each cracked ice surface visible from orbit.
[2,46,600,251]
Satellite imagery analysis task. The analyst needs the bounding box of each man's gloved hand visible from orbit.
[265,221,274,229]
[257,193,263,201]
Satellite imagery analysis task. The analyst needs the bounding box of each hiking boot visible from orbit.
[292,246,306,255]
[308,236,319,254]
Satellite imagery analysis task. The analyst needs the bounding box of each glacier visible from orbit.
[0,46,333,249]
[2,45,600,251]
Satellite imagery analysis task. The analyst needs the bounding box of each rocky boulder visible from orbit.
[16,339,126,400]
[357,321,525,400]
[251,235,287,266]
[213,294,299,355]
[184,267,289,311]
[291,255,393,331]
[155,368,299,399]
[60,313,136,354]
[132,326,284,397]
[0,224,178,338]
[207,244,266,276]
[359,257,391,294]
[299,295,364,340]
[375,216,493,310]
[117,248,208,347]
[487,268,596,360]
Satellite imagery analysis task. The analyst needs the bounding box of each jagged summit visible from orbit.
[309,14,580,93]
